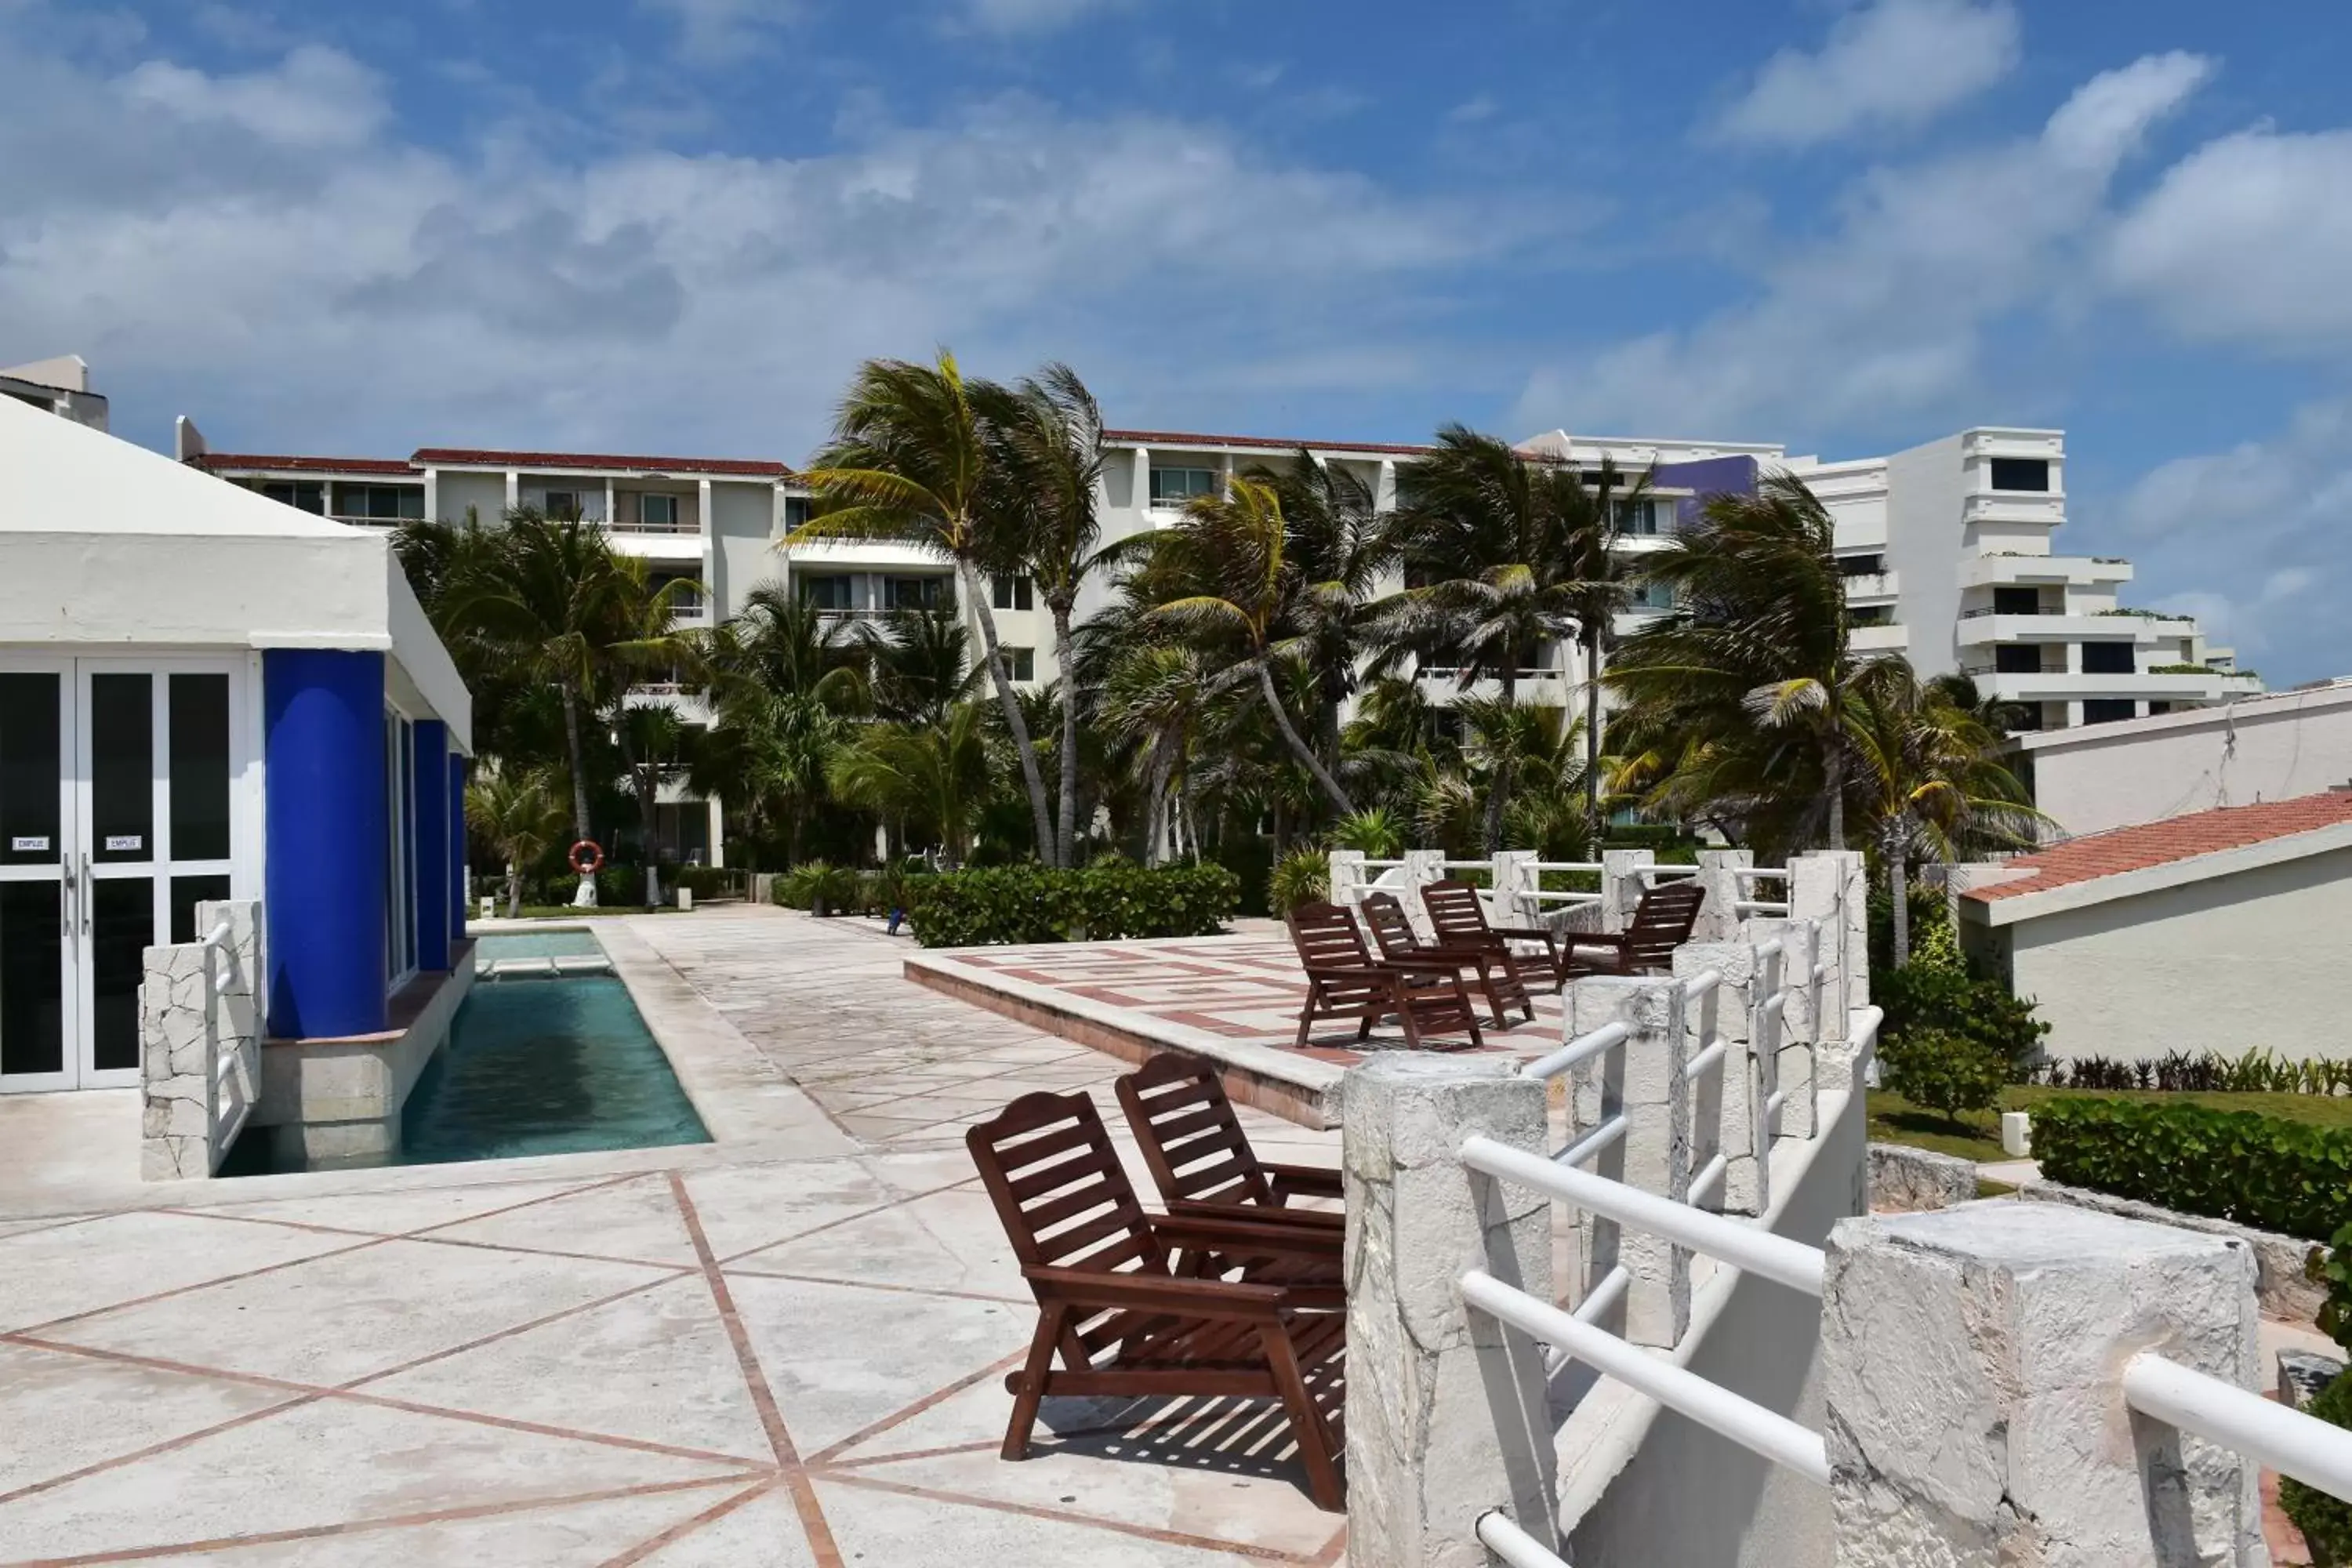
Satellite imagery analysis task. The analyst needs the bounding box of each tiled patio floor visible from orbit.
[0,910,1348,1566]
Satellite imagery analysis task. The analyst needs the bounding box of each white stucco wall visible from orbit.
[706,479,779,618]
[432,470,505,525]
[1883,434,1965,677]
[2002,847,2352,1061]
[2020,689,2352,838]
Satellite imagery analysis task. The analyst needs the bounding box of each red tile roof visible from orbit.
[1965,790,2352,903]
[193,453,416,475]
[1103,427,1438,458]
[410,447,792,477]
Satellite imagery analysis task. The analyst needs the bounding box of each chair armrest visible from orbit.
[1023,1265,1286,1321]
[1489,924,1556,943]
[1166,1196,1344,1229]
[1151,1213,1345,1261]
[1559,932,1628,953]
[1265,1163,1345,1203]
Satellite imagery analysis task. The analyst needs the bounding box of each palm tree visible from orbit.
[978,364,1110,868]
[1850,667,2042,966]
[1247,449,1404,772]
[698,585,862,866]
[1098,642,1208,864]
[465,763,567,917]
[797,352,1056,859]
[1144,476,1356,815]
[827,703,992,867]
[858,606,980,728]
[441,513,672,905]
[1391,428,1638,849]
[1609,473,1872,855]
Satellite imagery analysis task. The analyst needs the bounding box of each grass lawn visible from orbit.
[1869,1083,2352,1163]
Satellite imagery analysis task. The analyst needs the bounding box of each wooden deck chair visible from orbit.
[1418,879,1566,1009]
[1559,880,1708,978]
[967,1091,1348,1511]
[1283,900,1484,1051]
[1115,1053,1344,1233]
[1359,890,1523,1026]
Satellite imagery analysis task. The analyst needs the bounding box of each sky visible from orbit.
[2,0,2348,681]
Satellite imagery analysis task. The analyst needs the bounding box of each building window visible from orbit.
[1616,499,1671,536]
[782,495,811,532]
[1994,644,2042,674]
[2083,699,2136,724]
[543,489,583,518]
[1989,458,2050,493]
[332,484,425,523]
[641,493,681,530]
[992,575,1034,611]
[1849,606,1894,626]
[2148,702,2173,717]
[651,573,703,615]
[2081,642,2136,675]
[883,575,952,612]
[800,574,855,611]
[1001,646,1036,682]
[1149,466,1219,507]
[260,480,325,515]
[1632,579,1675,612]
[1838,554,1883,577]
[1991,587,2042,616]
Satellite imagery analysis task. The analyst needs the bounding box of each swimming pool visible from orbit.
[223,968,710,1174]
[475,928,605,961]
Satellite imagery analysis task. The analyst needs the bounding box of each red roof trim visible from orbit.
[193,453,416,476]
[1103,427,1438,458]
[1965,791,2352,902]
[410,447,792,477]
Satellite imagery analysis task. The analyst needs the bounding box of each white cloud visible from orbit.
[118,43,386,148]
[1519,53,2212,439]
[2107,124,2352,352]
[637,0,802,63]
[1711,0,2020,148]
[961,0,1127,34]
[0,20,1523,460]
[2105,399,2352,670]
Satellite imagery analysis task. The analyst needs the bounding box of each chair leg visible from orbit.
[1261,1323,1345,1512]
[1455,978,1485,1048]
[1473,959,1512,1029]
[1295,982,1319,1049]
[1000,1305,1065,1461]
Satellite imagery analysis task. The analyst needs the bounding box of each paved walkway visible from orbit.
[0,910,1346,1567]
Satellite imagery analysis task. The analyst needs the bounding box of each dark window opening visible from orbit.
[2081,642,2136,675]
[992,575,1034,611]
[1838,554,1884,577]
[1994,644,2042,674]
[260,480,325,514]
[2083,699,2137,724]
[1002,646,1036,682]
[1992,587,2042,616]
[1989,458,2050,493]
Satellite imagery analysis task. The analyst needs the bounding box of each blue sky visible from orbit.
[3,0,2349,679]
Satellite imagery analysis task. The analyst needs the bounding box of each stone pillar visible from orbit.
[1399,848,1446,942]
[1489,850,1537,930]
[1345,1057,1559,1568]
[1328,849,1367,912]
[1692,849,1751,942]
[1823,1203,2263,1566]
[139,942,213,1180]
[1566,976,1689,1347]
[1675,941,1763,1215]
[1599,848,1654,934]
[1791,850,1868,1044]
[1745,917,1819,1145]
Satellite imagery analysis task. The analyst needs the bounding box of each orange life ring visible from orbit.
[568,840,605,875]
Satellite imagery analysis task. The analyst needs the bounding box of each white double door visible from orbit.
[0,657,249,1093]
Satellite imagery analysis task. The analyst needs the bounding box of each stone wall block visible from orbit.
[1677,940,1763,1214]
[1599,849,1654,934]
[1824,1203,2263,1566]
[1693,849,1753,942]
[1566,975,1689,1346]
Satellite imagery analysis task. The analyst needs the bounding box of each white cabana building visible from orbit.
[0,395,471,1162]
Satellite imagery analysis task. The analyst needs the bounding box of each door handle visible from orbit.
[78,851,90,936]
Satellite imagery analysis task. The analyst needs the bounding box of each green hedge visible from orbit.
[2034,1098,2352,1243]
[904,862,1240,947]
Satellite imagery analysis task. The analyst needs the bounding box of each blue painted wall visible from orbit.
[263,649,389,1039]
[448,752,467,943]
[412,720,450,971]
[1652,455,1760,531]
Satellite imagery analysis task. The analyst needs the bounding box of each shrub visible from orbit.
[2283,1367,2352,1564]
[1879,953,2047,1076]
[2033,1098,2352,1243]
[1878,1027,2008,1123]
[775,860,860,916]
[1269,850,1330,915]
[902,862,1240,947]
[1328,810,1404,858]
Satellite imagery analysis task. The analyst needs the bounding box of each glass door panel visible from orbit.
[89,878,151,1073]
[0,667,73,1091]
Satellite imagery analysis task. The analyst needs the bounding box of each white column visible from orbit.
[1134,445,1152,521]
[1824,1203,2262,1566]
[1675,940,1762,1215]
[423,467,439,524]
[1345,1056,1559,1567]
[706,795,725,869]
[697,478,717,618]
[1692,848,1751,942]
[1599,848,1653,934]
[1374,458,1398,512]
[1566,975,1689,1347]
[503,470,520,514]
[603,476,615,526]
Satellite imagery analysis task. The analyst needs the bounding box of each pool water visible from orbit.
[221,972,710,1174]
[475,928,604,961]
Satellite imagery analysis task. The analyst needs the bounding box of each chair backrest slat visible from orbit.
[1421,880,1494,945]
[1116,1054,1277,1211]
[1286,901,1374,970]
[1359,891,1421,960]
[1625,882,1706,970]
[969,1091,1166,1276]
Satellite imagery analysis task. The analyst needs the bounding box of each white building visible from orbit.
[2,355,108,431]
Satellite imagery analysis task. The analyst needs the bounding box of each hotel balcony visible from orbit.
[1956,612,2158,648]
[1850,622,1907,654]
[1958,554,2133,590]
[1967,669,2232,704]
[1842,569,1900,605]
[1962,492,2067,527]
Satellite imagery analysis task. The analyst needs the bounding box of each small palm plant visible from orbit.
[466,764,568,918]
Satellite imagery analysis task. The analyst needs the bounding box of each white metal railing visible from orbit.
[2124,1353,2352,1503]
[1520,1019,1628,1084]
